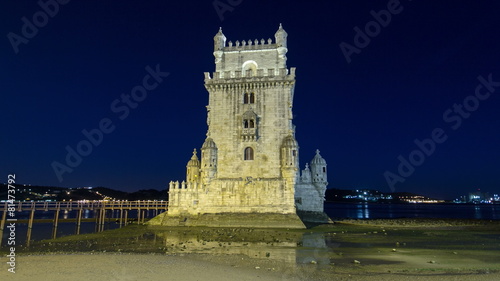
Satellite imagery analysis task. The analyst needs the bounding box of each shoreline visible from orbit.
[1,219,499,280]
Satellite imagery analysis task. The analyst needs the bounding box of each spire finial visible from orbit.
[279,23,282,29]
[316,149,320,155]
[219,27,222,32]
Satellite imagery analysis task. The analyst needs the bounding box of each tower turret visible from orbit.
[310,149,327,185]
[300,163,312,183]
[186,149,201,183]
[214,27,226,51]
[213,27,226,65]
[281,135,299,181]
[274,23,287,48]
[201,138,218,183]
[274,24,288,67]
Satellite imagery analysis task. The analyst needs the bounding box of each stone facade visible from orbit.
[156,25,329,227]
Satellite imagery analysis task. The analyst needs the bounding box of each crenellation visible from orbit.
[220,35,279,52]
[205,67,295,82]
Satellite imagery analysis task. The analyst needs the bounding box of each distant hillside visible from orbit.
[0,184,168,201]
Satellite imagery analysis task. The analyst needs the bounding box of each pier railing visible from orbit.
[0,200,168,212]
[0,200,168,247]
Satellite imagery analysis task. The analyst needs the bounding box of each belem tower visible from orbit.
[149,25,330,228]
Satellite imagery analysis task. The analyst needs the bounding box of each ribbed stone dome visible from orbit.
[187,149,200,167]
[201,138,217,149]
[282,135,298,148]
[310,149,326,165]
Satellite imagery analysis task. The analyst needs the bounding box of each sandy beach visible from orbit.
[1,252,499,281]
[0,253,292,281]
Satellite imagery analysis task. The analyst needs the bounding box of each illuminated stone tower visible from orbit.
[150,25,329,228]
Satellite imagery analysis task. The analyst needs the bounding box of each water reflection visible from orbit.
[327,202,500,220]
[84,209,91,219]
[150,228,333,265]
[296,233,331,265]
[387,204,394,218]
[355,203,370,219]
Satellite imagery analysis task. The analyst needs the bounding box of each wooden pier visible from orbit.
[0,200,168,247]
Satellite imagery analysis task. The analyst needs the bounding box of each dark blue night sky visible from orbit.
[2,0,500,199]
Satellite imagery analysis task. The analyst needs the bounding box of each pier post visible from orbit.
[98,206,106,232]
[76,208,83,235]
[124,210,128,226]
[0,205,7,247]
[26,209,35,247]
[94,207,100,233]
[103,202,107,231]
[119,209,124,227]
[52,206,60,239]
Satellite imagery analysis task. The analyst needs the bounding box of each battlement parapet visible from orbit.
[204,67,296,85]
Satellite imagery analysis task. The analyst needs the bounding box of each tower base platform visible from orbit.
[147,212,307,229]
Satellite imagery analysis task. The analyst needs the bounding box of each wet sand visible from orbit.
[1,252,499,281]
[0,253,289,281]
[1,219,499,280]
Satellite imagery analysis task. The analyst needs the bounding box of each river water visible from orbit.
[325,202,500,220]
[1,202,499,247]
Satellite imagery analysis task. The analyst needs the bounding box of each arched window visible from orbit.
[244,147,254,160]
[242,60,258,77]
[243,92,256,104]
[243,119,255,129]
